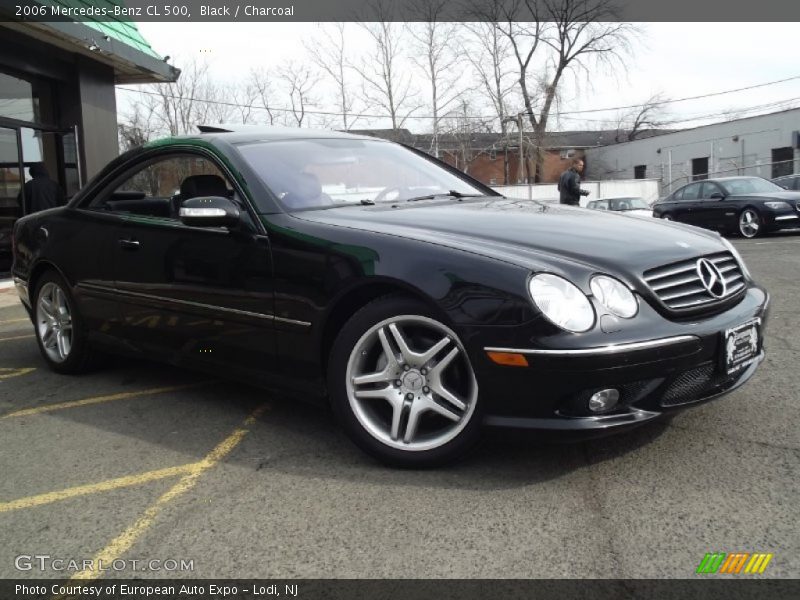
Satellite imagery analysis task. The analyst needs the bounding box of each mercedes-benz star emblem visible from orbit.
[696,258,727,298]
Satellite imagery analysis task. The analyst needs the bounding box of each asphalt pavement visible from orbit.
[0,233,798,580]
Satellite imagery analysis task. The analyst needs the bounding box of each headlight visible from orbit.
[764,201,791,210]
[720,236,751,278]
[528,274,595,333]
[590,275,638,318]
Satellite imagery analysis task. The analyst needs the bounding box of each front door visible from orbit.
[92,151,277,378]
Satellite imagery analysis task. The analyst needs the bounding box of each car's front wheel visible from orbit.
[738,208,762,238]
[34,271,98,374]
[328,295,481,467]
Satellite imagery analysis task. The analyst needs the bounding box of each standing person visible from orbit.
[558,158,590,206]
[18,163,65,215]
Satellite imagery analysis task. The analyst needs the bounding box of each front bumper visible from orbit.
[476,287,769,437]
[765,209,800,231]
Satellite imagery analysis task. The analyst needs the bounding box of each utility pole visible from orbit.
[502,113,525,184]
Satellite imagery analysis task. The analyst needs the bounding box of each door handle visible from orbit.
[118,239,140,250]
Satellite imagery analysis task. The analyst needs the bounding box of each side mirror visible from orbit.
[179,196,240,228]
[709,192,726,200]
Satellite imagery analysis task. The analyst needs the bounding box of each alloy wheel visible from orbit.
[36,282,73,363]
[739,209,760,238]
[345,315,478,452]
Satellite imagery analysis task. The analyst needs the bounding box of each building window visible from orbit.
[489,178,497,185]
[634,165,646,179]
[772,147,794,178]
[560,148,576,159]
[691,157,709,181]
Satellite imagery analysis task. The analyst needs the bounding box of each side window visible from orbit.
[681,183,701,201]
[92,154,234,220]
[670,188,684,202]
[699,182,721,199]
[792,176,800,191]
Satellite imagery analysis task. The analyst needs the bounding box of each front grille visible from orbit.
[643,251,745,310]
[660,363,739,407]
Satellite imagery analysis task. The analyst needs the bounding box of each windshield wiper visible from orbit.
[406,190,484,202]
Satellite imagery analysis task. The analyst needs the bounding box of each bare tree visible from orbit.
[441,98,492,174]
[463,22,518,183]
[304,23,358,130]
[473,0,634,181]
[249,67,279,125]
[118,99,159,151]
[614,92,669,142]
[147,58,216,135]
[231,81,258,125]
[353,1,419,131]
[277,61,319,127]
[407,2,463,156]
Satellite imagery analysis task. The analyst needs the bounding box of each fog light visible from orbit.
[588,389,620,413]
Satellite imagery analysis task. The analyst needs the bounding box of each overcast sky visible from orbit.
[121,22,800,133]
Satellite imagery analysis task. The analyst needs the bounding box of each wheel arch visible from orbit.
[319,278,453,372]
[28,260,73,303]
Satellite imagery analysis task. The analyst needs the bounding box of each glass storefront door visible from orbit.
[0,126,22,273]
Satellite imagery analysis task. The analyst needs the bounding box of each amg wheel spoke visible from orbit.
[388,323,415,365]
[376,327,400,369]
[40,296,55,319]
[352,370,392,386]
[423,397,460,422]
[403,402,423,443]
[41,326,56,348]
[428,347,459,376]
[418,336,451,367]
[430,381,467,411]
[56,331,67,359]
[354,387,393,401]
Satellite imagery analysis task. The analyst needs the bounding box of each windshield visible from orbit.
[236,138,487,211]
[607,197,650,211]
[721,177,783,195]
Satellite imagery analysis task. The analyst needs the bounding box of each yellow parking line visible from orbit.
[0,367,35,380]
[0,334,34,342]
[0,463,198,514]
[70,403,269,581]
[0,382,215,420]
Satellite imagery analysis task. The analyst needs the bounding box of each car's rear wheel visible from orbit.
[34,271,97,374]
[328,295,481,467]
[660,213,673,221]
[738,208,762,238]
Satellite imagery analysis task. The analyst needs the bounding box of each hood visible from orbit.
[294,198,728,276]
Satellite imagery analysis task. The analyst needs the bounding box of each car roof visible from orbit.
[184,125,381,145]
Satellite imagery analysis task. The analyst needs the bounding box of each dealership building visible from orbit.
[584,107,800,195]
[0,9,178,271]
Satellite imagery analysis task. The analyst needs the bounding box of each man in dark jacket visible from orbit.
[558,158,590,206]
[19,163,65,214]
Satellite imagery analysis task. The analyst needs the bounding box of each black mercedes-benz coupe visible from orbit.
[11,128,769,466]
[652,176,800,238]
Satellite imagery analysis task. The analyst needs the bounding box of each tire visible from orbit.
[33,271,99,374]
[327,295,482,468]
[738,208,762,238]
[660,213,673,221]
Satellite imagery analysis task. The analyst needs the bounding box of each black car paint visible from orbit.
[12,132,770,437]
[653,178,800,234]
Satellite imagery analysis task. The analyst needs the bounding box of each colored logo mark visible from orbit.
[696,552,773,574]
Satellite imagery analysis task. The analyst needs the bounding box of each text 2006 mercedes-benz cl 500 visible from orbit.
[12,128,769,466]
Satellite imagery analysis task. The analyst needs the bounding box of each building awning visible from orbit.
[1,0,179,83]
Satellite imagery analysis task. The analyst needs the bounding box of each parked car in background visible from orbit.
[586,197,654,218]
[772,174,800,191]
[12,128,769,467]
[652,176,800,238]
